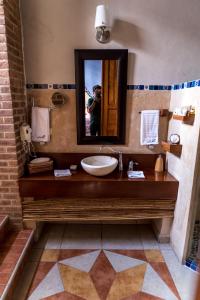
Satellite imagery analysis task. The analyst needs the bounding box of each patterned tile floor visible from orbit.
[13,224,200,300]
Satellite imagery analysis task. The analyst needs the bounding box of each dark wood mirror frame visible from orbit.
[75,49,128,145]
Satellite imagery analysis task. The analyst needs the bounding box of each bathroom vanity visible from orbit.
[19,153,178,228]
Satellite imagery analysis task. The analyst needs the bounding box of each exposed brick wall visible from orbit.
[0,0,26,229]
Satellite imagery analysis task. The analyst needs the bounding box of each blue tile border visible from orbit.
[26,79,200,90]
[26,83,76,90]
[171,79,200,90]
[185,258,200,272]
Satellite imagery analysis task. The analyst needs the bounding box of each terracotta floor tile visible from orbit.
[144,250,165,263]
[59,264,100,300]
[28,262,55,296]
[58,249,95,261]
[27,247,182,300]
[41,250,60,262]
[150,262,181,300]
[109,250,147,262]
[90,251,116,300]
[42,291,85,299]
[106,264,147,300]
[122,291,163,299]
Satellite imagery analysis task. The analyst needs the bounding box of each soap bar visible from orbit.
[127,171,145,178]
[54,169,71,177]
[70,164,78,171]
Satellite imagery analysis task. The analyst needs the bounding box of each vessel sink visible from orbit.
[81,155,118,176]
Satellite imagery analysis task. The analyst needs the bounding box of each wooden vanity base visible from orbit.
[19,154,178,226]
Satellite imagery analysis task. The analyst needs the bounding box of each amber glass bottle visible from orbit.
[154,154,164,172]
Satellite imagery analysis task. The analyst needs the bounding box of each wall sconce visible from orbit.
[95,5,110,44]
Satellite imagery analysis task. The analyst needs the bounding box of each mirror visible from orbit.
[75,49,128,144]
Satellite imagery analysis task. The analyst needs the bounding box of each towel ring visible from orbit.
[51,92,66,107]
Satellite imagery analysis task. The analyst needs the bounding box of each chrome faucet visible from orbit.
[128,160,134,171]
[128,160,139,171]
[99,145,123,172]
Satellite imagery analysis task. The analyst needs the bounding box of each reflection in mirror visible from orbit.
[84,60,119,137]
[75,49,128,145]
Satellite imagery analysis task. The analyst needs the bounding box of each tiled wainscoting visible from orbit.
[13,224,200,300]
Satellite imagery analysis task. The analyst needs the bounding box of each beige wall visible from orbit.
[20,0,200,261]
[167,87,200,261]
[21,0,200,84]
[28,90,170,153]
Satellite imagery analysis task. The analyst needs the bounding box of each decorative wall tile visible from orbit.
[26,79,200,90]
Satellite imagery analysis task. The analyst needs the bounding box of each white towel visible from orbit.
[31,107,50,142]
[140,110,159,145]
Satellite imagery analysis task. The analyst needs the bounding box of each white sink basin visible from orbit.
[81,155,118,176]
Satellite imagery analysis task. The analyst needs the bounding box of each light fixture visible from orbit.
[95,4,110,44]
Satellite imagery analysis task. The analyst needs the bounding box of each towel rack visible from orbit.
[31,96,56,110]
[138,109,171,117]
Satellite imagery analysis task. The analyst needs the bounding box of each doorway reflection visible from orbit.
[84,60,102,136]
[84,59,119,137]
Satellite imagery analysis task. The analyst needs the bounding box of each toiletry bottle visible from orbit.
[154,154,164,172]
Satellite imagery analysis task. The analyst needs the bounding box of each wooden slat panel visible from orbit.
[22,198,175,222]
[23,211,174,222]
[22,198,175,209]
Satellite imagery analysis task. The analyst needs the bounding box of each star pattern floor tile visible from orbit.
[122,292,163,299]
[28,249,181,300]
[59,264,100,300]
[41,250,60,262]
[28,262,55,296]
[106,263,147,300]
[149,262,181,300]
[90,251,116,300]
[42,291,85,299]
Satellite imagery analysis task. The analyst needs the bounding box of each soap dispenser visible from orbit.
[154,154,164,172]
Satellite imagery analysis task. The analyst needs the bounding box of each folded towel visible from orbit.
[127,171,145,178]
[31,107,50,142]
[54,169,72,177]
[140,110,159,145]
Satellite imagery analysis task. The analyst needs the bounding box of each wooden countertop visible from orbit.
[19,169,178,200]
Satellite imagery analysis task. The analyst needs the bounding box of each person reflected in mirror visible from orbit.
[87,85,101,136]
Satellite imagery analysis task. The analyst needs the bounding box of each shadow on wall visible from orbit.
[111,19,146,49]
[128,52,135,86]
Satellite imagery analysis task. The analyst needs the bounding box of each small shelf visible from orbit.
[161,141,182,157]
[172,113,195,125]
